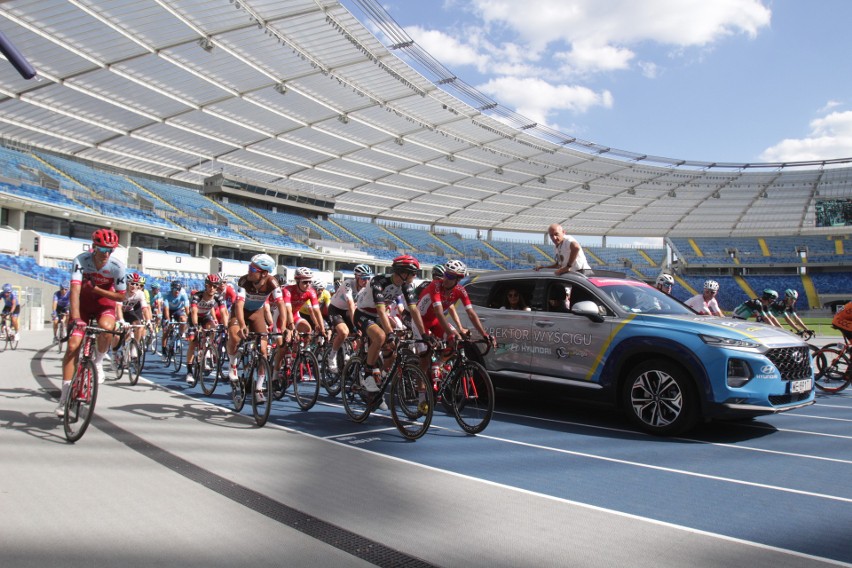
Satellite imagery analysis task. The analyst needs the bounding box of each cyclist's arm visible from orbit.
[70,283,82,322]
[190,304,199,327]
[405,302,428,336]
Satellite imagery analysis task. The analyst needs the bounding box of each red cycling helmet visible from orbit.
[128,273,143,284]
[391,254,420,274]
[92,228,119,249]
[205,274,220,285]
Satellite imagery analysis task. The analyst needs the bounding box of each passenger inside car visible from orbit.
[547,285,570,313]
[501,287,531,311]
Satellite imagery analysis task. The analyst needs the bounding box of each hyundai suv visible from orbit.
[458,270,814,435]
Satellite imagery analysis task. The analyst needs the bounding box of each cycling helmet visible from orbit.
[171,280,182,290]
[205,274,220,285]
[656,274,674,287]
[391,254,420,274]
[294,267,313,281]
[432,264,446,279]
[2,283,12,292]
[91,228,119,249]
[138,275,146,285]
[250,253,276,273]
[274,273,287,286]
[762,289,778,300]
[353,264,373,278]
[703,280,720,292]
[312,279,325,290]
[151,283,160,290]
[129,273,143,284]
[784,289,799,300]
[444,259,467,278]
[216,271,227,282]
[60,281,69,289]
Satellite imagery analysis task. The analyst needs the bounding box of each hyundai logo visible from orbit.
[760,365,775,374]
[791,351,803,363]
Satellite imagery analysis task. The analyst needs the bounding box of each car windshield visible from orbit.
[598,283,694,316]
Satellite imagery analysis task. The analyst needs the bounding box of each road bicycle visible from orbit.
[271,331,321,410]
[111,323,144,386]
[318,331,358,398]
[161,321,184,373]
[812,333,852,393]
[429,336,495,435]
[194,325,226,396]
[0,313,18,351]
[341,332,433,441]
[62,323,122,443]
[54,311,68,353]
[229,331,279,427]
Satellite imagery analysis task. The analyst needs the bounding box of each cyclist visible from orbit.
[685,280,723,316]
[325,264,371,372]
[732,289,782,327]
[284,267,326,339]
[56,228,126,416]
[185,274,229,387]
[115,272,151,359]
[0,283,22,342]
[161,281,189,352]
[655,273,675,295]
[354,255,430,393]
[414,265,444,299]
[227,254,288,402]
[216,272,237,310]
[52,281,71,342]
[769,289,812,337]
[831,301,852,343]
[306,279,332,324]
[416,259,494,356]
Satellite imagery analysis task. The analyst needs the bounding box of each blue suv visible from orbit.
[460,270,815,435]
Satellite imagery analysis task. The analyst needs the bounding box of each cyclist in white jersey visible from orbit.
[325,264,371,372]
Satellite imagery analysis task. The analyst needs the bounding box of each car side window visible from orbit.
[465,280,492,308]
[487,281,535,310]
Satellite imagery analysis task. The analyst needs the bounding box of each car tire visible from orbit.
[622,359,698,436]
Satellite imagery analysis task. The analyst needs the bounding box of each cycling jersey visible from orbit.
[0,289,21,315]
[150,292,163,312]
[832,301,852,334]
[684,294,721,316]
[220,284,237,309]
[417,280,473,337]
[329,278,356,310]
[122,289,149,315]
[768,299,797,318]
[300,289,330,317]
[190,290,226,324]
[54,289,71,310]
[236,275,283,313]
[355,273,418,314]
[732,298,769,320]
[285,283,318,319]
[165,290,190,312]
[70,251,126,318]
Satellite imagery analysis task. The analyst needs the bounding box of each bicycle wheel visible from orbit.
[9,330,18,350]
[251,357,273,427]
[112,346,125,381]
[199,344,219,395]
[293,351,321,410]
[172,339,183,373]
[814,347,851,393]
[389,364,433,440]
[448,361,495,434]
[321,347,344,397]
[57,324,66,353]
[128,339,143,386]
[232,361,248,413]
[341,356,371,422]
[64,359,99,443]
[162,337,173,367]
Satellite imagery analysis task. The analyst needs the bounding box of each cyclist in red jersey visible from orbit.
[417,259,493,347]
[283,267,327,339]
[56,228,126,416]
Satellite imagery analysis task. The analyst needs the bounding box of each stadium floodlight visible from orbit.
[197,37,214,53]
[274,82,287,94]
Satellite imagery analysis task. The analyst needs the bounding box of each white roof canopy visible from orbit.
[1,0,851,237]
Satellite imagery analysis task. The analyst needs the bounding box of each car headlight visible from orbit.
[699,334,762,351]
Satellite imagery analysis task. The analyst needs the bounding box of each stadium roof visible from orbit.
[1,0,852,238]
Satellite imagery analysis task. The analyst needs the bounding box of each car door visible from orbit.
[530,279,613,388]
[462,277,533,380]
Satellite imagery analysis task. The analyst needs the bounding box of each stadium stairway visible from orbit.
[758,238,771,257]
[483,241,510,261]
[734,275,757,298]
[31,153,99,209]
[126,177,178,212]
[687,238,704,258]
[801,274,820,310]
[638,249,657,267]
[325,218,364,244]
[430,233,462,256]
[674,275,697,296]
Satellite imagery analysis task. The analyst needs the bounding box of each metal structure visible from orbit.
[1,0,851,237]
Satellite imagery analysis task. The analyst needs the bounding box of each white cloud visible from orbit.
[760,111,852,162]
[405,26,490,72]
[477,76,613,126]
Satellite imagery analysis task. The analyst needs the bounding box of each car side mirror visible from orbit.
[571,300,605,323]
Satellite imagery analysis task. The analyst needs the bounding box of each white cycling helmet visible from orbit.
[312,279,325,290]
[250,254,276,273]
[444,259,467,278]
[703,280,720,292]
[656,274,674,287]
[784,289,798,300]
[295,267,313,281]
[353,264,373,278]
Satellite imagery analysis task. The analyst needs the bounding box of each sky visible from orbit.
[343,0,852,166]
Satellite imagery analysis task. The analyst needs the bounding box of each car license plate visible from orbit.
[790,379,812,394]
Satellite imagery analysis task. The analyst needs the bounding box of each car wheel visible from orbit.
[622,359,698,436]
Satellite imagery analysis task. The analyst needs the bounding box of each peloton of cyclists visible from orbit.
[732,289,782,327]
[56,228,126,416]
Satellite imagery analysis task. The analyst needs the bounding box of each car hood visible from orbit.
[630,313,805,348]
